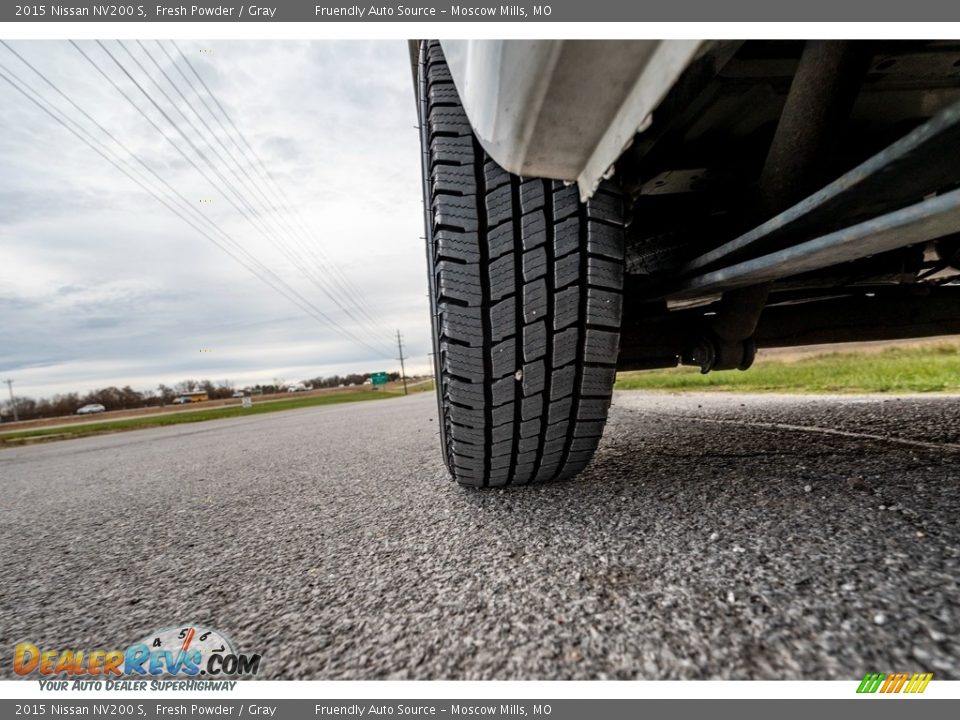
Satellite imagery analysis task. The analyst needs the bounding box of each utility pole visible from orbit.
[396,329,408,396]
[4,379,18,423]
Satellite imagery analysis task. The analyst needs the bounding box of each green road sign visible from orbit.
[370,372,389,386]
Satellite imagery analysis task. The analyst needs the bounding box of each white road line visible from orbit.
[676,415,960,453]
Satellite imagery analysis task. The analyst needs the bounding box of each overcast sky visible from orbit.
[0,40,430,400]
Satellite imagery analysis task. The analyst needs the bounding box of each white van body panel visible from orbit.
[437,40,704,199]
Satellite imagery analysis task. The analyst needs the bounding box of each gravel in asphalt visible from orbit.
[1,391,957,679]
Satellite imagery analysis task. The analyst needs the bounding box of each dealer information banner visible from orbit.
[3,0,960,22]
[2,700,960,718]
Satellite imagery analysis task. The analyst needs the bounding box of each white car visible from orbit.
[414,39,960,487]
[76,403,106,415]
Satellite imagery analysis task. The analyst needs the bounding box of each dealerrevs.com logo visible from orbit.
[14,625,262,682]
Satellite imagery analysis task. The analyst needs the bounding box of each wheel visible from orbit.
[418,40,626,487]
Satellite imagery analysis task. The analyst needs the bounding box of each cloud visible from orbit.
[0,40,431,399]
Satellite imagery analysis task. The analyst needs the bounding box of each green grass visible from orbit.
[615,344,960,394]
[0,390,407,446]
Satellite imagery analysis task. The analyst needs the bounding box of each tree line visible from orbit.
[0,371,402,422]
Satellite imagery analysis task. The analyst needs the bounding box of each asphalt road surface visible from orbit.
[1,391,958,680]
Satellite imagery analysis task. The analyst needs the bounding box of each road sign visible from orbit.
[370,372,389,386]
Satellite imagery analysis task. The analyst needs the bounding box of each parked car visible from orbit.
[413,39,960,487]
[231,391,246,398]
[75,403,106,415]
[171,396,192,404]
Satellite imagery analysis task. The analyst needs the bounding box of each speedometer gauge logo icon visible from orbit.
[127,624,260,677]
[139,625,236,661]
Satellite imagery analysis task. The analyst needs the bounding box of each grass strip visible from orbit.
[616,344,960,394]
[1,390,405,445]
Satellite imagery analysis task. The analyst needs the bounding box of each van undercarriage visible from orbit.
[615,40,960,372]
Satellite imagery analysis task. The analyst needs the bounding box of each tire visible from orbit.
[418,40,626,487]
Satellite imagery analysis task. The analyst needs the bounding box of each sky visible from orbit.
[0,40,430,400]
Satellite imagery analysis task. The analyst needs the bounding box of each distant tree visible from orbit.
[50,393,80,416]
[206,381,234,400]
[157,384,175,405]
[80,387,106,408]
[81,387,115,410]
[10,396,37,420]
[119,386,142,409]
[1,393,88,421]
[74,385,138,411]
[311,374,340,389]
[175,380,198,394]
[0,365,401,422]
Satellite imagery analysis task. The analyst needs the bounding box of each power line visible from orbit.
[133,39,394,352]
[0,64,303,328]
[170,40,387,330]
[179,48,389,334]
[151,41,350,298]
[62,40,394,358]
[102,43,319,268]
[104,39,396,356]
[1,41,212,218]
[0,61,392,360]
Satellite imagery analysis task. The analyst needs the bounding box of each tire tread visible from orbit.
[422,40,624,487]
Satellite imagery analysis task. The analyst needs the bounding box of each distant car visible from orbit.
[231,391,245,398]
[76,404,106,415]
[171,396,192,404]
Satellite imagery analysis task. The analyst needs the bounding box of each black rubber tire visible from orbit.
[418,40,626,487]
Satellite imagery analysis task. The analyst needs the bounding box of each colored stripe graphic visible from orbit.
[884,672,910,693]
[857,672,932,693]
[904,673,934,694]
[857,673,885,693]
